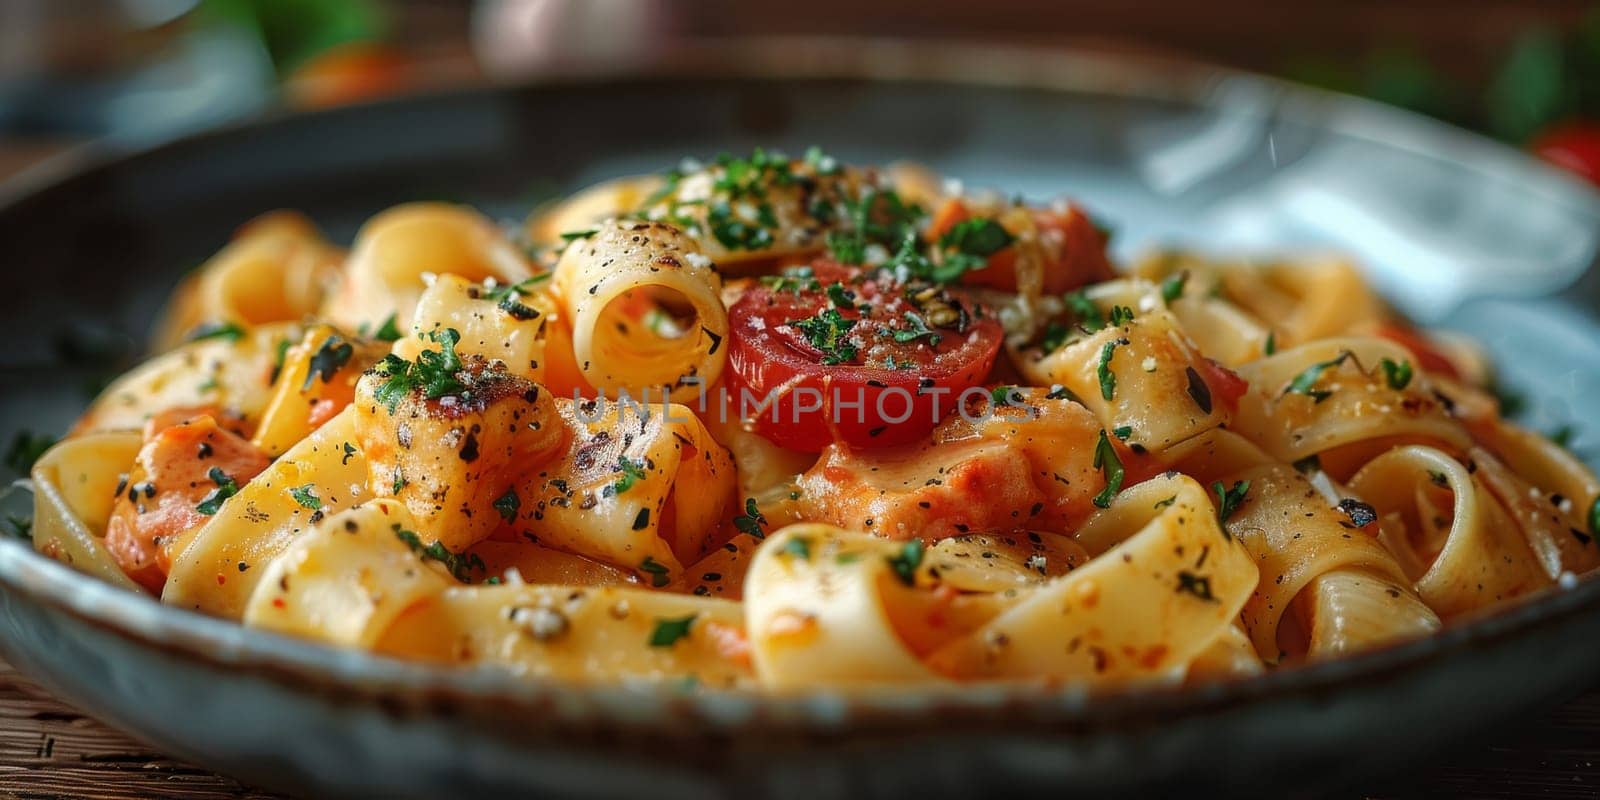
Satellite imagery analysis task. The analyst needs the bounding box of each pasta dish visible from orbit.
[29,149,1600,691]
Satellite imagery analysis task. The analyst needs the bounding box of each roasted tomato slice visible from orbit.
[726,261,1003,452]
[925,198,1115,294]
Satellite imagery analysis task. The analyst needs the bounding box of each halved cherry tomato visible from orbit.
[926,199,1115,294]
[1531,120,1600,187]
[726,261,1003,452]
[1194,356,1251,415]
[1372,322,1461,379]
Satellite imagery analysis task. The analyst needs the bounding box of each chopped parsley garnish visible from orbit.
[369,328,466,412]
[371,313,403,342]
[825,230,866,265]
[1212,480,1251,526]
[289,484,321,510]
[1379,358,1414,391]
[648,613,697,647]
[186,321,245,343]
[733,497,767,539]
[886,538,925,587]
[825,283,857,310]
[938,217,1014,258]
[559,229,598,242]
[1283,351,1353,403]
[1096,340,1121,401]
[639,556,671,588]
[1264,331,1277,356]
[1112,425,1133,440]
[828,186,925,266]
[1153,495,1178,510]
[302,336,354,390]
[783,536,812,560]
[610,456,648,495]
[393,525,486,582]
[481,274,552,303]
[929,217,1013,279]
[789,308,858,365]
[1065,291,1104,331]
[1108,305,1135,327]
[892,312,942,347]
[494,488,520,522]
[5,431,56,475]
[392,467,407,494]
[1040,322,1070,354]
[804,145,840,175]
[707,200,776,250]
[1176,571,1217,601]
[1160,271,1189,303]
[195,467,239,515]
[498,295,540,321]
[991,385,1020,406]
[1091,430,1125,509]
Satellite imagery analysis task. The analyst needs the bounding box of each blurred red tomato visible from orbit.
[1531,121,1600,187]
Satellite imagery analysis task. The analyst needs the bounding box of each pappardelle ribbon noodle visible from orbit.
[31,149,1600,691]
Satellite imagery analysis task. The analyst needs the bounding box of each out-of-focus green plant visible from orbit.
[198,0,388,75]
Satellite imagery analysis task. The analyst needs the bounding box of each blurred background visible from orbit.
[4,0,1600,187]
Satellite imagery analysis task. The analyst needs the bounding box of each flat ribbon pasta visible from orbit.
[164,407,369,618]
[323,203,534,333]
[376,583,752,687]
[928,474,1257,681]
[1232,336,1470,468]
[1349,445,1551,617]
[242,500,451,647]
[75,321,304,436]
[152,212,341,352]
[30,433,144,591]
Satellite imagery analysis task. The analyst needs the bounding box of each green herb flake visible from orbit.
[186,321,245,343]
[302,336,354,390]
[372,313,404,342]
[1264,331,1277,356]
[886,538,926,587]
[196,467,240,515]
[610,456,648,496]
[1283,351,1352,403]
[1096,339,1122,401]
[789,308,858,365]
[1379,357,1414,391]
[1091,429,1126,509]
[289,484,321,510]
[1040,322,1070,354]
[733,497,767,539]
[393,525,486,582]
[369,328,467,412]
[648,613,697,647]
[892,311,942,347]
[1212,480,1251,527]
[1160,271,1189,303]
[639,556,671,588]
[1153,495,1178,510]
[1065,291,1104,331]
[494,488,520,523]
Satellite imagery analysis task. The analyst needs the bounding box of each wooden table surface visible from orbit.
[0,656,1595,799]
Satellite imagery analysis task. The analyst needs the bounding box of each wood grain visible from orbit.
[0,656,1595,799]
